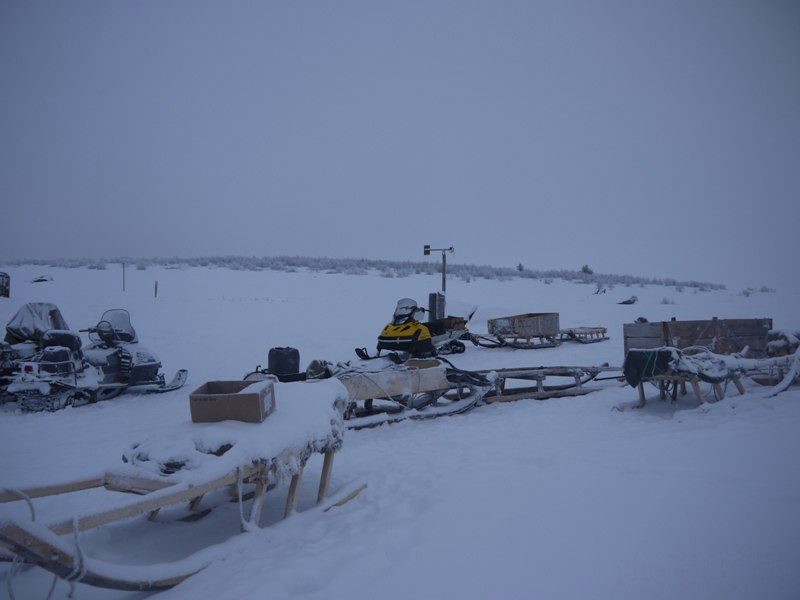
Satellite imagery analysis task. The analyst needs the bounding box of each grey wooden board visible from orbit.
[623,318,772,356]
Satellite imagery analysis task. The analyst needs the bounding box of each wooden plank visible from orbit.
[484,387,597,404]
[0,478,105,503]
[624,337,664,352]
[623,322,664,338]
[667,319,771,337]
[103,472,174,495]
[284,463,305,518]
[247,476,268,527]
[691,380,704,404]
[317,452,335,504]
[50,465,260,535]
[476,366,620,378]
[323,484,367,512]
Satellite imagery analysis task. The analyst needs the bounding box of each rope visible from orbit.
[5,554,23,600]
[44,572,58,600]
[65,517,85,583]
[0,488,36,522]
[236,467,245,529]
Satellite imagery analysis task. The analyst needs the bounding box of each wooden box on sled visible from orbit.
[190,380,276,423]
[488,312,560,338]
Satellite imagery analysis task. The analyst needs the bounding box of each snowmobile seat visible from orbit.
[41,330,82,352]
[424,320,447,336]
[37,346,80,375]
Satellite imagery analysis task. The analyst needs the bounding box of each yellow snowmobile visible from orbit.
[356,298,470,360]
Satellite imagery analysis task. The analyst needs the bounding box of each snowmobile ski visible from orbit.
[346,392,482,430]
[129,368,189,394]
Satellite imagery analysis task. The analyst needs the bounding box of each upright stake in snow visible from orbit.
[122,262,126,292]
[154,281,158,298]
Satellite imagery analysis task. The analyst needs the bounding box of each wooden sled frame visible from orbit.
[479,365,621,403]
[635,373,746,407]
[0,444,341,591]
[559,327,609,344]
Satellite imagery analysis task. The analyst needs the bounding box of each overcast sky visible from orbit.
[1,0,798,288]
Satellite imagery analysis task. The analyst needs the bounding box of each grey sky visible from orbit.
[1,0,798,288]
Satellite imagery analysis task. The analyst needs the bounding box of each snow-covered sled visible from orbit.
[323,358,619,429]
[0,378,351,592]
[623,346,799,406]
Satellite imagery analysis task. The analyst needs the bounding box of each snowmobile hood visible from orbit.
[5,303,70,345]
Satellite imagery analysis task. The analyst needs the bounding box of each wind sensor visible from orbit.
[423,244,454,294]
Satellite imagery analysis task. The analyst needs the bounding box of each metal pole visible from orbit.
[441,252,446,294]
[122,262,126,292]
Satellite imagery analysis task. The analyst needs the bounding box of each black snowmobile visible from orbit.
[7,309,187,412]
[355,298,471,361]
[1,303,69,401]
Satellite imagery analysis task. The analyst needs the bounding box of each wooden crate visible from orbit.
[488,312,560,338]
[623,317,772,357]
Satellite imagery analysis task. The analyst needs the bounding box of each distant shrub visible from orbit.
[1,255,725,292]
[760,286,776,293]
[660,297,676,305]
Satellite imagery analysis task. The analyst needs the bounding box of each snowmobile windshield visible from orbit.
[392,298,420,325]
[99,309,137,343]
[5,303,70,344]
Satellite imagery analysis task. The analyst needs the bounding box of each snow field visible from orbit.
[0,265,798,599]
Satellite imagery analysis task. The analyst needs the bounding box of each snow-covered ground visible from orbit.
[0,264,798,599]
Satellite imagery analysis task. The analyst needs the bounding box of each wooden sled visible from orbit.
[626,348,797,407]
[0,445,346,591]
[559,327,609,344]
[0,379,351,592]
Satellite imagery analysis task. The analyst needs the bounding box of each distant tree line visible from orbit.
[0,255,727,291]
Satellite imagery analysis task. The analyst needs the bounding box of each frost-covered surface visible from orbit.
[668,348,799,384]
[119,378,346,484]
[0,265,799,599]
